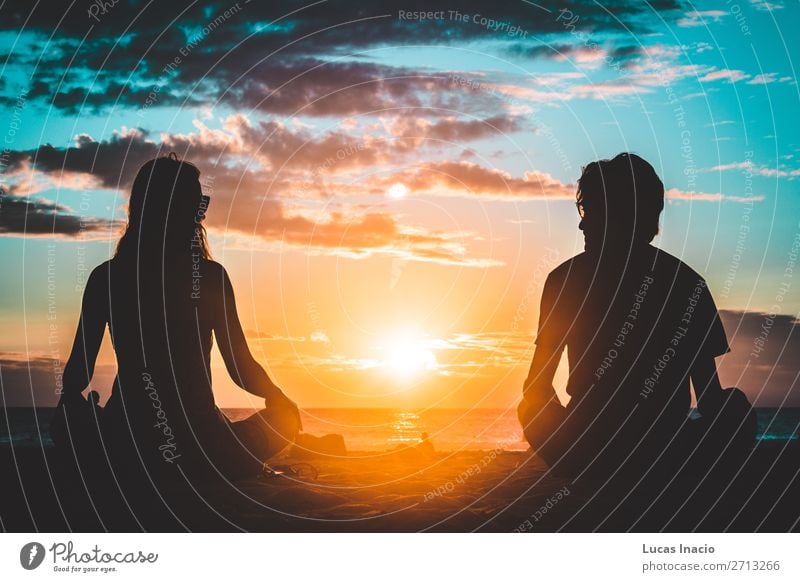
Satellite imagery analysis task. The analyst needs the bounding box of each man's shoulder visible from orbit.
[651,247,706,284]
[545,247,709,285]
[549,253,583,275]
[545,252,593,284]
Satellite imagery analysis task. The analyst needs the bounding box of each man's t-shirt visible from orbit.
[536,245,729,445]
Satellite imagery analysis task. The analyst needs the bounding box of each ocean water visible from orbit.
[2,407,798,451]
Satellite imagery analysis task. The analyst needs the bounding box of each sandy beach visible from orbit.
[2,440,798,532]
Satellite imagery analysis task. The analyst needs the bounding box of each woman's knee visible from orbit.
[260,406,300,444]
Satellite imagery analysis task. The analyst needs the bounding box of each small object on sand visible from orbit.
[261,465,287,479]
[261,462,319,481]
[417,432,435,456]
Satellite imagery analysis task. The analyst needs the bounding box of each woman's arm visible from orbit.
[213,264,283,400]
[61,265,108,401]
[51,265,107,449]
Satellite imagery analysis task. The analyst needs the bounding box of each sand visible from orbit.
[1,442,798,532]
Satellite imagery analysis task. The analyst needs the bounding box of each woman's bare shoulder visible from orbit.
[85,260,111,288]
[202,259,228,279]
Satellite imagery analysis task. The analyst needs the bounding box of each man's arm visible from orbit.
[691,279,731,419]
[523,269,565,409]
[691,356,725,418]
[523,343,563,409]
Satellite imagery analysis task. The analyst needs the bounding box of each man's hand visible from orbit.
[522,386,558,416]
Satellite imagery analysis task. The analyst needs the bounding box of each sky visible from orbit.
[0,0,798,409]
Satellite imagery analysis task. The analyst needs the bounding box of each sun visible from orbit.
[386,182,409,199]
[378,332,438,379]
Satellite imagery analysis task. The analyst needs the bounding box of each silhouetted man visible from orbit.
[518,153,755,477]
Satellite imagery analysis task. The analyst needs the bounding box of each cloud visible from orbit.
[374,160,575,200]
[718,310,800,407]
[310,331,330,343]
[1,111,536,213]
[167,115,400,174]
[665,188,765,203]
[513,43,616,68]
[747,73,794,85]
[0,0,684,113]
[6,113,526,196]
[480,82,573,104]
[699,69,750,83]
[427,331,536,372]
[708,161,800,179]
[676,10,727,27]
[246,331,307,343]
[569,80,652,99]
[0,190,121,238]
[607,44,717,88]
[371,164,763,204]
[237,202,500,266]
[226,60,441,118]
[384,114,525,143]
[270,330,536,376]
[749,0,784,11]
[704,120,735,127]
[3,126,502,264]
[3,129,162,191]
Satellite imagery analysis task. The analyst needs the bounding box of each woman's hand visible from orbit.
[50,391,103,450]
[267,391,303,432]
[59,391,88,409]
[50,392,87,448]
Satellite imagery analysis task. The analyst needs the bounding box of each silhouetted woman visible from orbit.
[53,155,300,480]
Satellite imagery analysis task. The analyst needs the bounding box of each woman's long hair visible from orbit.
[115,154,212,260]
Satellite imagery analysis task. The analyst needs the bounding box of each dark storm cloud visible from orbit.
[0,1,684,44]
[0,126,492,263]
[4,130,162,189]
[4,107,525,194]
[23,80,205,115]
[225,60,435,117]
[511,42,644,63]
[0,0,684,114]
[0,191,120,237]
